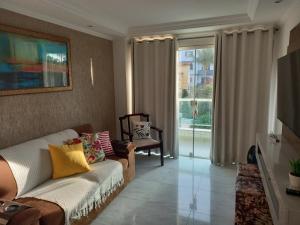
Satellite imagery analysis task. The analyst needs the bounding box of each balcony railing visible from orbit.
[178,98,212,131]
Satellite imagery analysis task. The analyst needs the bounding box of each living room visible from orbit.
[1,0,300,225]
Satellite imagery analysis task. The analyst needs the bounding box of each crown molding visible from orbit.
[176,31,217,40]
[128,14,251,36]
[41,0,126,36]
[0,0,120,40]
[247,0,260,20]
[0,0,258,39]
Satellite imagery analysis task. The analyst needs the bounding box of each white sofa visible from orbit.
[0,126,135,225]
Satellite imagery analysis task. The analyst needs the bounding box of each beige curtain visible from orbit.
[212,28,274,165]
[133,38,178,157]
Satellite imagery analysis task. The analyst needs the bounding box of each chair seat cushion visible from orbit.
[133,138,160,148]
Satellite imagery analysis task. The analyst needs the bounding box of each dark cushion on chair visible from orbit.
[133,139,160,148]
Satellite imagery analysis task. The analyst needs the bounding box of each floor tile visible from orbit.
[91,155,236,225]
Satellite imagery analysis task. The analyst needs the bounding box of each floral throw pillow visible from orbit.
[132,121,151,139]
[66,133,105,164]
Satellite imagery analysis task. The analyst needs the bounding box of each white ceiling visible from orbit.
[0,0,297,39]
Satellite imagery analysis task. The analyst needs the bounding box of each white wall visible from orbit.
[270,1,300,134]
[277,1,300,57]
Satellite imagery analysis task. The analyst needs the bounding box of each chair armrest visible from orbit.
[150,126,163,142]
[150,126,163,133]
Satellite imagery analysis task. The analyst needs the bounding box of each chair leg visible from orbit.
[148,149,151,157]
[160,143,164,166]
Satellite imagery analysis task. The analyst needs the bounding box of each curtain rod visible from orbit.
[223,26,279,35]
[134,37,174,43]
[134,34,174,42]
[132,25,279,43]
[177,35,215,41]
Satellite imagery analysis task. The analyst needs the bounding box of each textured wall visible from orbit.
[0,9,116,148]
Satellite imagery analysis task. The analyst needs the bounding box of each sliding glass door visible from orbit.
[177,46,214,158]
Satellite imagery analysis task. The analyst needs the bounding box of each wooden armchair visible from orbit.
[119,113,164,166]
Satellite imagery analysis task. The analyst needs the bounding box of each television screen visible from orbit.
[278,49,300,137]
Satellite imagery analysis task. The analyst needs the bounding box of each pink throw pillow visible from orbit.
[96,131,114,156]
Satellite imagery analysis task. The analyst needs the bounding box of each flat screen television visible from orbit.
[277,48,300,138]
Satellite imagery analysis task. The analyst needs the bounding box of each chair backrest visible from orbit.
[119,113,149,141]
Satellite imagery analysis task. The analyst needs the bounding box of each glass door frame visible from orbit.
[176,44,215,159]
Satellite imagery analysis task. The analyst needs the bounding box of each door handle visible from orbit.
[190,100,198,119]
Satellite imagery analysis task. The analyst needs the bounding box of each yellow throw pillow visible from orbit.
[48,143,91,179]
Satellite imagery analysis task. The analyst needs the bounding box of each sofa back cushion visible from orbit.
[0,129,78,197]
[0,138,50,197]
[43,129,79,146]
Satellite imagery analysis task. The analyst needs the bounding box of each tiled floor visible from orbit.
[91,155,236,225]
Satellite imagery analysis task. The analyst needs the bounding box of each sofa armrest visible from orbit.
[0,200,41,225]
[111,140,136,182]
[7,208,41,225]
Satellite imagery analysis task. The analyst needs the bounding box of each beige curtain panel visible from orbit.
[212,28,274,165]
[133,38,178,157]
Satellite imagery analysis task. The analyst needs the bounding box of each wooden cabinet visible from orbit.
[256,134,300,225]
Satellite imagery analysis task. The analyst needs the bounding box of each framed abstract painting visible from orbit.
[0,24,72,96]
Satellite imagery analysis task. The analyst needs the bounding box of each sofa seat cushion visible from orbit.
[107,155,129,169]
[21,160,124,225]
[133,138,159,148]
[15,197,64,225]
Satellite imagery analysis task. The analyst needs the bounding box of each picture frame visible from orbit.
[0,24,72,96]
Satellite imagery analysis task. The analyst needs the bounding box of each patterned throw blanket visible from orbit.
[0,129,124,225]
[21,160,124,225]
